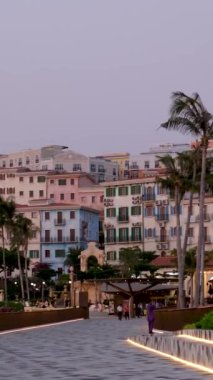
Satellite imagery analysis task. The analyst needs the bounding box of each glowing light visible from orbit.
[176,334,213,345]
[127,339,213,375]
[0,319,83,336]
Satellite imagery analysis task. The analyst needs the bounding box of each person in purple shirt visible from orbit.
[146,299,155,334]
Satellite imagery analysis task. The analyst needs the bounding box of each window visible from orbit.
[90,164,96,172]
[45,230,50,242]
[45,250,50,258]
[19,177,24,182]
[131,185,141,195]
[98,165,105,173]
[81,196,86,203]
[50,194,54,199]
[118,228,129,242]
[57,229,63,242]
[70,211,75,219]
[106,251,116,261]
[131,206,141,216]
[155,160,160,168]
[118,207,129,222]
[18,158,22,166]
[73,164,81,171]
[106,208,116,218]
[145,228,156,239]
[70,229,75,241]
[29,191,34,198]
[144,161,150,169]
[32,231,37,239]
[39,190,44,197]
[55,164,63,171]
[170,227,182,237]
[29,250,39,259]
[188,227,194,238]
[113,168,117,176]
[37,176,46,183]
[145,206,153,217]
[45,212,50,220]
[31,212,37,218]
[60,193,64,200]
[29,177,34,183]
[106,188,116,197]
[70,193,75,200]
[26,156,30,165]
[35,155,39,163]
[106,228,116,243]
[58,179,66,185]
[55,250,65,258]
[19,191,24,196]
[131,227,141,241]
[118,186,128,196]
[0,174,5,180]
[92,196,96,203]
[2,161,6,168]
[9,159,13,167]
[50,179,54,184]
[70,179,75,185]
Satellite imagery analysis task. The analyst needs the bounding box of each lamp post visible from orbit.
[41,281,45,302]
[69,266,75,307]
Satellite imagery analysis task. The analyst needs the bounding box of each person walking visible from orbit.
[146,299,155,334]
[124,304,129,320]
[117,304,123,320]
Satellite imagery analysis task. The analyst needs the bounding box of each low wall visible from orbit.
[154,306,213,331]
[0,307,89,332]
[130,332,213,370]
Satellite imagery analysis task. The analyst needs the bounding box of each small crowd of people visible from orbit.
[116,299,156,334]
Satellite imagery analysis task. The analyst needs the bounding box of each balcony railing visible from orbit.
[155,236,168,243]
[156,214,169,222]
[41,236,79,243]
[117,216,129,223]
[54,219,66,226]
[142,194,156,202]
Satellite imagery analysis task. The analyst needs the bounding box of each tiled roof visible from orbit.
[151,256,175,268]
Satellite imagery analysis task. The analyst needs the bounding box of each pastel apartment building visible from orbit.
[0,145,118,183]
[13,204,99,273]
[103,178,213,267]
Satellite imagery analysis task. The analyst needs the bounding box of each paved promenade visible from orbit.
[0,311,211,379]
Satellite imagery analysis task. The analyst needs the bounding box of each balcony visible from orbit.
[156,214,169,222]
[117,216,129,223]
[41,236,79,243]
[155,236,168,243]
[142,194,156,202]
[54,218,66,226]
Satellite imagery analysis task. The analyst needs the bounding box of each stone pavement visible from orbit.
[0,311,211,380]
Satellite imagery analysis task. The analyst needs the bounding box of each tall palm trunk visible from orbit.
[17,251,25,302]
[24,243,30,301]
[190,273,194,308]
[2,227,8,306]
[175,187,185,309]
[194,144,207,307]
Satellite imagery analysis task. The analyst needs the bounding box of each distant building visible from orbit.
[98,152,130,180]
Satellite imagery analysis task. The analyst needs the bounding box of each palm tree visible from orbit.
[161,91,213,306]
[11,214,34,302]
[0,197,16,306]
[157,154,191,308]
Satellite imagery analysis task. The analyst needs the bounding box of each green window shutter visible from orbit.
[126,207,129,218]
[132,227,135,241]
[106,209,109,217]
[119,228,122,241]
[114,229,116,242]
[126,228,129,241]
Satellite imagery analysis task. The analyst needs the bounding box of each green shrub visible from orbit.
[0,301,24,312]
[195,311,213,330]
[184,323,196,329]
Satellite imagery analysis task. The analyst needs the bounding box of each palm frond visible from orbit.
[161,117,199,136]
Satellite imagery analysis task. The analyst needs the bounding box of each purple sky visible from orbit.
[0,0,212,156]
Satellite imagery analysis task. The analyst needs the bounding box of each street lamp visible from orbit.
[42,281,45,302]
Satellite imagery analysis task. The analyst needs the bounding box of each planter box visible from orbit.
[0,307,89,332]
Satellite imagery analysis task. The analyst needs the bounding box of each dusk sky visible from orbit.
[0,1,212,156]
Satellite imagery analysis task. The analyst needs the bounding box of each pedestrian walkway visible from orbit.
[0,313,211,379]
